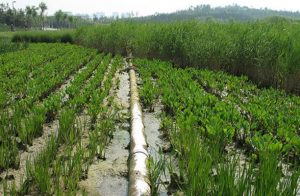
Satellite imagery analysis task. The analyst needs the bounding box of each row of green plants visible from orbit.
[136,58,300,195]
[190,69,300,158]
[18,48,93,110]
[75,20,300,94]
[0,46,102,171]
[0,43,89,109]
[88,56,121,124]
[138,59,300,161]
[3,55,122,195]
[6,45,94,114]
[0,43,57,108]
[1,47,94,136]
[67,54,112,111]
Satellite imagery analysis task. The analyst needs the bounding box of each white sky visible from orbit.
[2,0,300,16]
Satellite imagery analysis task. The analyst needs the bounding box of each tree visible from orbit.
[5,8,13,27]
[15,9,25,27]
[25,6,32,28]
[62,13,67,27]
[54,10,63,28]
[31,6,38,27]
[0,3,9,24]
[68,15,74,27]
[93,14,98,22]
[39,2,47,29]
[25,6,38,28]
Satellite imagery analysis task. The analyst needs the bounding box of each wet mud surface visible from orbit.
[143,101,171,196]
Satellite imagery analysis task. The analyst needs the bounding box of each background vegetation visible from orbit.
[0,31,27,54]
[133,5,300,22]
[74,19,300,94]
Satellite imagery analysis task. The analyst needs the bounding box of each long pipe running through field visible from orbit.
[128,57,151,196]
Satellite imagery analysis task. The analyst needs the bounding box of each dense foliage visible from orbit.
[75,20,300,94]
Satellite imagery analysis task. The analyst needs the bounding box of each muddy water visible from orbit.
[79,71,130,195]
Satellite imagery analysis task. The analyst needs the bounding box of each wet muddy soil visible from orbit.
[143,101,171,196]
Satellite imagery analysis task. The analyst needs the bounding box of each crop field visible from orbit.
[136,58,300,195]
[0,43,125,194]
[0,34,300,195]
[135,59,300,195]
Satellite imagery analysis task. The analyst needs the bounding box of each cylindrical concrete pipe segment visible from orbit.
[128,57,151,196]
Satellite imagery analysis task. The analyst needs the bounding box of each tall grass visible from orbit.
[75,19,300,94]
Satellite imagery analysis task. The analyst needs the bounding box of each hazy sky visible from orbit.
[4,0,300,16]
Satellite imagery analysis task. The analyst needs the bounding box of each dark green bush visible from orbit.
[12,31,74,44]
[60,33,73,43]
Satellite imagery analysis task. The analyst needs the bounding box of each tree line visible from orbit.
[132,4,300,22]
[0,2,92,31]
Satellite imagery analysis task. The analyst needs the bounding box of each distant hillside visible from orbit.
[131,5,300,22]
